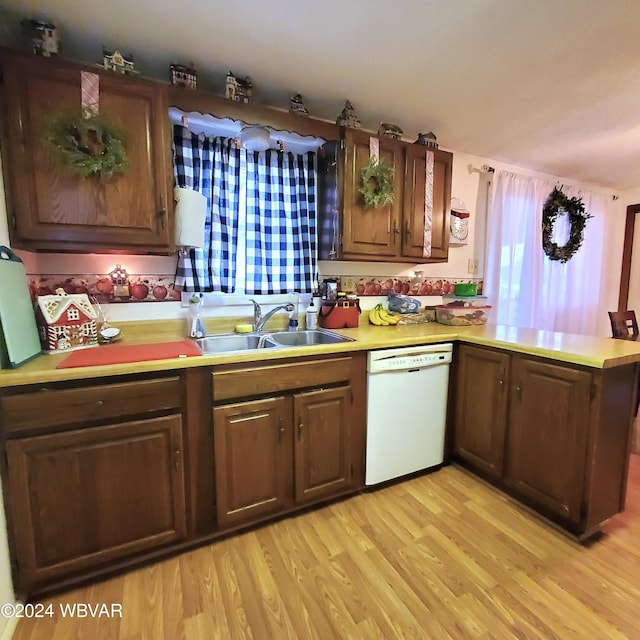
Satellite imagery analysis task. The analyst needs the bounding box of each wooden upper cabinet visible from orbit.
[342,128,404,258]
[0,49,173,253]
[403,145,452,260]
[341,128,452,263]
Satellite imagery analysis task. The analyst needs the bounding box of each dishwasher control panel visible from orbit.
[367,343,453,373]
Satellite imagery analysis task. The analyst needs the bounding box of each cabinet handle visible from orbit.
[278,417,285,442]
[497,369,505,385]
[393,221,400,236]
[159,193,166,229]
[96,400,104,408]
[514,381,522,395]
[405,220,411,240]
[298,414,304,440]
[174,448,181,469]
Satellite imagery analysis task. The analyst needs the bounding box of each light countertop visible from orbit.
[2,320,640,388]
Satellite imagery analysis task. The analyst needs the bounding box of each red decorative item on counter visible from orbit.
[319,298,361,329]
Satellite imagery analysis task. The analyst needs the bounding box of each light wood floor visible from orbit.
[13,455,640,640]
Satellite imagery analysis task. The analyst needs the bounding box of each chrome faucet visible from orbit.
[250,299,296,332]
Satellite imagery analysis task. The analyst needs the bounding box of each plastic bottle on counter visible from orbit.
[306,298,318,330]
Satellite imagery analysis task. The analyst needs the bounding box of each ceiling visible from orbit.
[2,0,640,191]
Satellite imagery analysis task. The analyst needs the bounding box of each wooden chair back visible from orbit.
[608,310,639,340]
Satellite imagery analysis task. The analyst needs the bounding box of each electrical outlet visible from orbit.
[468,258,479,275]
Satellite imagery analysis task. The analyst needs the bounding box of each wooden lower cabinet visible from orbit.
[453,345,509,479]
[505,357,591,522]
[214,397,293,528]
[452,343,635,536]
[214,386,352,529]
[211,355,365,531]
[293,386,351,503]
[6,415,186,592]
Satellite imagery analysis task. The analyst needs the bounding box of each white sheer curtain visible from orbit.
[485,170,610,336]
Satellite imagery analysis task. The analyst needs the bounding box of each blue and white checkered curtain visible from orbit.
[173,124,318,295]
[173,125,239,292]
[245,150,318,294]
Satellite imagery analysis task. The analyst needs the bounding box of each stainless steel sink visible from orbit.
[195,334,276,354]
[195,329,354,354]
[266,329,355,347]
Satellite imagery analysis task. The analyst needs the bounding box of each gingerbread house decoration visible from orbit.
[170,63,197,89]
[100,48,138,75]
[378,122,403,140]
[21,19,59,57]
[36,289,98,352]
[225,71,253,103]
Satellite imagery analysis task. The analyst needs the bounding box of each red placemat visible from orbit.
[56,340,201,369]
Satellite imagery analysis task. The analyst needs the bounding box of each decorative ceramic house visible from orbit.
[170,63,197,89]
[100,48,138,75]
[289,93,309,117]
[336,101,361,128]
[36,289,98,352]
[21,19,59,57]
[414,131,438,148]
[378,122,403,140]
[225,71,253,103]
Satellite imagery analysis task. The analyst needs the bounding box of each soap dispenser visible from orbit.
[306,298,318,330]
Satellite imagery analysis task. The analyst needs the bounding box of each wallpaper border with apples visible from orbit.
[27,273,483,303]
[28,274,180,303]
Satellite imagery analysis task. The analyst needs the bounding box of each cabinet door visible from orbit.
[403,146,452,261]
[506,356,591,522]
[453,345,509,479]
[6,415,186,592]
[0,50,172,253]
[214,397,292,528]
[293,386,351,503]
[341,129,404,259]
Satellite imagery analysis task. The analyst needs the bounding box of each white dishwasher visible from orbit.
[365,343,453,485]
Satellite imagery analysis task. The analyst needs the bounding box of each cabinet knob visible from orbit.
[174,448,181,469]
[298,415,304,440]
[278,417,285,442]
[96,400,104,408]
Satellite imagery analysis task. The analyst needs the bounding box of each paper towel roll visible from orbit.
[174,187,207,248]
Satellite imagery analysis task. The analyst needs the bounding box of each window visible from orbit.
[172,120,321,296]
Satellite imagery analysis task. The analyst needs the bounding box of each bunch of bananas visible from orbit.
[368,304,399,326]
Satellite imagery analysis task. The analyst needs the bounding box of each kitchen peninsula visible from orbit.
[1,320,638,597]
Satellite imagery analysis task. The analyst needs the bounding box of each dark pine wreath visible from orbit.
[542,187,592,263]
[42,109,129,182]
[359,157,395,208]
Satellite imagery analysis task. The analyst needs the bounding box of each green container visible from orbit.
[454,283,478,296]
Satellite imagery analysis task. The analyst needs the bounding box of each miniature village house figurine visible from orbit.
[378,122,403,140]
[414,131,438,149]
[225,71,253,103]
[289,93,309,117]
[336,100,361,128]
[35,289,98,352]
[99,48,138,75]
[170,63,197,89]
[21,18,59,57]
